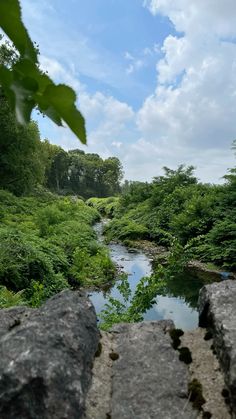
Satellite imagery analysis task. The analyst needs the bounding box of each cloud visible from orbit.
[126,60,144,75]
[124,51,134,61]
[21,0,236,183]
[21,0,133,91]
[124,51,145,75]
[144,0,236,37]
[36,56,135,158]
[135,0,236,179]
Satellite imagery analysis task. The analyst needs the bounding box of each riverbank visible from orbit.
[118,238,236,283]
[90,221,199,331]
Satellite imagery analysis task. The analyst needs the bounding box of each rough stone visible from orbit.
[181,328,231,419]
[110,321,195,419]
[0,290,99,419]
[84,331,114,419]
[199,280,236,416]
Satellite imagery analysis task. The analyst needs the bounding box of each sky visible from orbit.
[20,0,236,183]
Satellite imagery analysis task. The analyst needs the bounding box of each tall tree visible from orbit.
[0,90,46,195]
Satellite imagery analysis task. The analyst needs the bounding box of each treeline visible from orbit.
[45,147,123,198]
[0,93,123,197]
[93,163,236,271]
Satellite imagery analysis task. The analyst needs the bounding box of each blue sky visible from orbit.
[20,0,236,183]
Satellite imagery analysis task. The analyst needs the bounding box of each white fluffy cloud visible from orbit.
[38,55,135,156]
[144,0,236,37]
[134,0,236,181]
[30,1,236,183]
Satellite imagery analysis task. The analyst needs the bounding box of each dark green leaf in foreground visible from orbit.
[43,84,86,144]
[0,0,87,143]
[0,0,37,62]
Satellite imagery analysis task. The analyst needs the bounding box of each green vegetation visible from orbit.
[0,7,235,332]
[188,379,206,410]
[98,161,236,329]
[99,237,194,330]
[0,189,115,308]
[0,286,26,309]
[45,149,123,198]
[0,38,120,310]
[104,164,236,271]
[0,39,123,199]
[87,197,120,218]
[0,2,86,143]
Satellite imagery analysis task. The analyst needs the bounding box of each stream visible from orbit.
[89,221,202,330]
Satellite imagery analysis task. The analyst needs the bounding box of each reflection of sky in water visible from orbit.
[144,296,198,331]
[89,229,199,331]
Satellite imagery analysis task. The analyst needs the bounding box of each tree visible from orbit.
[0,90,46,195]
[102,157,123,196]
[151,165,197,207]
[46,147,70,193]
[0,1,86,143]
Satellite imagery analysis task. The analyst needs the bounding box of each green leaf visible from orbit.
[0,4,87,143]
[11,80,35,124]
[0,64,15,106]
[13,59,52,93]
[0,64,12,87]
[43,106,63,126]
[43,84,87,144]
[0,0,37,62]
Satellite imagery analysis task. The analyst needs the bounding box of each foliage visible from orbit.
[0,2,86,143]
[0,286,25,308]
[100,159,236,329]
[0,62,123,197]
[69,246,115,287]
[87,197,120,218]
[105,164,236,271]
[0,92,47,195]
[0,190,115,306]
[100,238,188,330]
[45,149,123,198]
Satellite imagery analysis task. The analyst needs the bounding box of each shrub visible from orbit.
[0,286,26,308]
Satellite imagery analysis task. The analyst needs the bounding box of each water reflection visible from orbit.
[89,222,203,330]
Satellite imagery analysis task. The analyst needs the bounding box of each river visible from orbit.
[89,221,201,330]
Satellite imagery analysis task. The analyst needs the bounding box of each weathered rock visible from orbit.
[110,321,195,419]
[181,328,231,419]
[199,280,236,416]
[84,331,114,419]
[0,290,99,419]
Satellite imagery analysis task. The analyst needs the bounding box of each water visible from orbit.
[89,222,200,330]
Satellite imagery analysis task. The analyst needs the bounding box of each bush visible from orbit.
[87,197,119,218]
[0,286,26,308]
[0,191,115,304]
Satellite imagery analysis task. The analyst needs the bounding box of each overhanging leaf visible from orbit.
[0,0,37,62]
[13,59,52,93]
[0,2,87,143]
[43,84,86,144]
